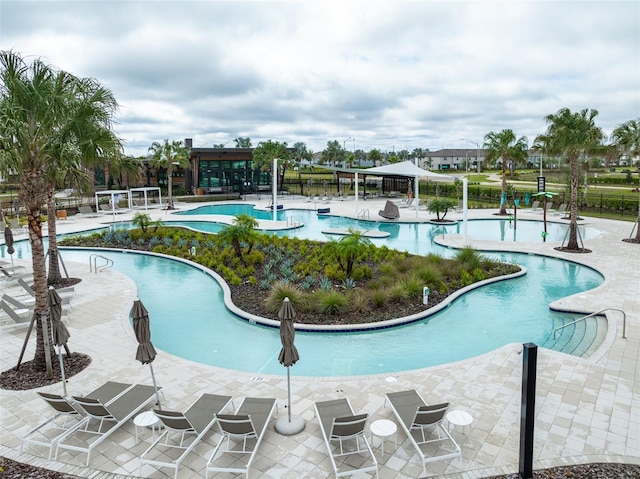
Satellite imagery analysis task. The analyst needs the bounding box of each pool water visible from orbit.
[173,203,598,244]
[1,206,604,376]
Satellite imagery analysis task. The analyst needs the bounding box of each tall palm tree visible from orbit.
[252,140,291,192]
[148,139,190,209]
[484,129,528,215]
[292,141,311,180]
[534,108,604,250]
[0,51,123,373]
[612,118,640,241]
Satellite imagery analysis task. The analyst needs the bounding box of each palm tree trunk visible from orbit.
[47,190,62,284]
[167,165,174,209]
[26,205,53,375]
[567,156,580,250]
[22,168,54,374]
[499,158,507,215]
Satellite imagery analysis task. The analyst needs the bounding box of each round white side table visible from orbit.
[134,410,161,443]
[370,419,397,457]
[446,410,473,442]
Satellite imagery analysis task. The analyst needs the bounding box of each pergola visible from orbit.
[129,187,163,210]
[95,190,130,215]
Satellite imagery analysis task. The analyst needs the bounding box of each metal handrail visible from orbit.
[89,254,114,273]
[553,308,627,340]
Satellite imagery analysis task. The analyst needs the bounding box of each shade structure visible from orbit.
[48,287,70,396]
[131,299,161,405]
[275,297,305,435]
[4,224,14,265]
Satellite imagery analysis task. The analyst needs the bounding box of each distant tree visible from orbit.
[148,139,190,209]
[534,108,604,250]
[213,143,226,148]
[252,140,292,192]
[484,129,528,215]
[397,149,410,161]
[368,148,382,166]
[292,141,311,179]
[321,140,345,167]
[235,137,252,148]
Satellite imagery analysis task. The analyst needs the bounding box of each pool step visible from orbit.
[542,314,608,358]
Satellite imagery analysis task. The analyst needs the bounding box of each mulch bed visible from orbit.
[1,456,639,478]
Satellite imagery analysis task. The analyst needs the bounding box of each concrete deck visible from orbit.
[1,195,638,478]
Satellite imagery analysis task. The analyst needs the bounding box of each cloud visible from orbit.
[1,0,638,155]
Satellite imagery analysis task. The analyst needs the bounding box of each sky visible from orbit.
[1,0,638,157]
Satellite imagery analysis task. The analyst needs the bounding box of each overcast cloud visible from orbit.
[1,0,638,156]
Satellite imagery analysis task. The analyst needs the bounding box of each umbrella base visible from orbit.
[274,414,305,436]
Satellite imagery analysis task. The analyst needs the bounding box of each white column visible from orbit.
[462,177,468,244]
[273,158,278,222]
[414,175,419,218]
[354,172,359,215]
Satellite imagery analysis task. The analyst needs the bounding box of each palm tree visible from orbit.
[148,139,190,209]
[325,229,372,278]
[484,129,528,215]
[368,148,382,166]
[292,141,311,179]
[234,137,252,148]
[0,51,123,373]
[217,214,259,262]
[611,118,640,161]
[252,140,292,193]
[612,118,640,241]
[321,140,345,167]
[534,108,604,250]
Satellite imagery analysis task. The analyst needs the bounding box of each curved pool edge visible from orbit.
[60,245,527,333]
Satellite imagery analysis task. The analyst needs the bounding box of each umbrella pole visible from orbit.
[57,348,67,397]
[149,363,161,406]
[287,366,292,422]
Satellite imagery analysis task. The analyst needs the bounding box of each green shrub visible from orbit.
[371,290,387,309]
[265,281,305,313]
[315,290,349,315]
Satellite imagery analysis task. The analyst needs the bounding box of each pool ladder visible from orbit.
[286,216,303,228]
[553,308,627,340]
[358,209,370,219]
[89,254,114,273]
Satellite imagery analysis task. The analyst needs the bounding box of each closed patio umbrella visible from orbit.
[274,297,305,435]
[3,223,14,266]
[48,287,70,396]
[131,299,161,406]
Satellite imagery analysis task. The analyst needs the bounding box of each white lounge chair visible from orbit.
[206,397,277,479]
[77,205,99,218]
[0,299,31,323]
[56,384,159,465]
[21,382,134,460]
[385,390,460,477]
[314,398,378,479]
[139,393,233,479]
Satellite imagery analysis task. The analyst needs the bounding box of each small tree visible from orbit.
[428,198,455,221]
[325,229,371,278]
[148,139,190,209]
[217,214,258,262]
[131,212,161,235]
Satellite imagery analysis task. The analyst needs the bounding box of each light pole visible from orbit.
[461,138,481,173]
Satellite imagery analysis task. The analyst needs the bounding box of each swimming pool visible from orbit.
[1,208,604,376]
[52,247,602,376]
